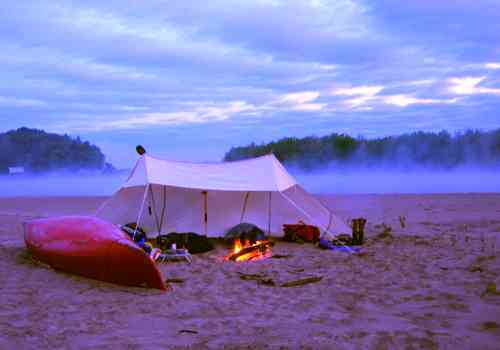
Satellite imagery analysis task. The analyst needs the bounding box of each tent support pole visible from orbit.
[240,192,250,223]
[161,185,167,232]
[133,184,149,240]
[279,191,353,251]
[267,192,272,235]
[202,191,208,236]
[149,185,161,234]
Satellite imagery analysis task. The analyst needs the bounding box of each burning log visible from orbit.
[226,240,273,261]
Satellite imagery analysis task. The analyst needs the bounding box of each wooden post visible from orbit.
[202,191,208,236]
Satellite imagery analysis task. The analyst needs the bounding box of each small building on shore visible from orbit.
[8,167,25,175]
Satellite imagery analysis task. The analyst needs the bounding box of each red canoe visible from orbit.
[24,216,167,291]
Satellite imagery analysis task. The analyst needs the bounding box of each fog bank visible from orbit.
[292,170,500,194]
[0,169,499,196]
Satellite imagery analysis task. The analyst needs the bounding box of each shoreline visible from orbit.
[1,193,499,348]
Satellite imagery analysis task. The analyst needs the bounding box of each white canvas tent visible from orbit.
[96,154,350,239]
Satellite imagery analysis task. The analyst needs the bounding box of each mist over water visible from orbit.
[0,168,498,196]
[0,173,128,197]
[292,169,500,194]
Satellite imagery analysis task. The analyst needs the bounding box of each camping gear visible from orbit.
[335,234,352,245]
[155,248,192,263]
[156,232,214,254]
[225,223,266,243]
[121,222,146,242]
[351,218,366,245]
[24,216,167,290]
[96,153,350,239]
[318,238,359,253]
[283,222,320,243]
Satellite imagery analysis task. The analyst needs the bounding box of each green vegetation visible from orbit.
[0,127,114,173]
[224,129,500,169]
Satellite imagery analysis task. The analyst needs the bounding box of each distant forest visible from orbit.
[224,128,500,169]
[0,127,114,173]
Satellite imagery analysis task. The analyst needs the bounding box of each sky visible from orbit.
[1,0,499,168]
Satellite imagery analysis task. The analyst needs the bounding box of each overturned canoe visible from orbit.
[24,216,167,291]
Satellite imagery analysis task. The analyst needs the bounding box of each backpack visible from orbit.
[283,222,320,243]
[156,232,214,254]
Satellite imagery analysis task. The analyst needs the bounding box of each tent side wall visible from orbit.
[97,184,350,238]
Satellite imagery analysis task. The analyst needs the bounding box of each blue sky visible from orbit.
[1,0,499,168]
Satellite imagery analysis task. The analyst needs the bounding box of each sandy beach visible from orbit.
[1,194,499,349]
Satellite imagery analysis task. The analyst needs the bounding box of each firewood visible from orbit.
[227,241,273,261]
[280,276,323,287]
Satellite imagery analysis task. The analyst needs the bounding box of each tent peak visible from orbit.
[141,153,277,166]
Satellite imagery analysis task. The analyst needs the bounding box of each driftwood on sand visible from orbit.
[280,276,323,287]
[238,272,275,286]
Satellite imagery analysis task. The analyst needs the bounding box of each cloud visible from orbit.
[448,77,500,95]
[0,96,47,107]
[63,101,260,131]
[485,63,500,70]
[277,91,320,104]
[332,85,384,108]
[383,94,458,107]
[0,0,500,166]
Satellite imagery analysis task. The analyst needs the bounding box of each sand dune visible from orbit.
[1,194,499,349]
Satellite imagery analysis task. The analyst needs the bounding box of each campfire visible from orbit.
[225,239,272,262]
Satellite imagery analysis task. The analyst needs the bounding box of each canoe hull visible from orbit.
[24,216,167,291]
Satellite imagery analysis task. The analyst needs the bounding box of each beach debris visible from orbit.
[399,216,406,228]
[237,272,275,286]
[468,265,484,273]
[481,321,499,331]
[226,240,273,262]
[238,272,265,281]
[178,329,198,334]
[482,282,500,296]
[271,254,291,259]
[280,276,323,287]
[165,278,185,284]
[375,223,393,240]
[288,268,305,274]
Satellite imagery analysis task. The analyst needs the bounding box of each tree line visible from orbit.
[224,128,500,169]
[0,127,114,173]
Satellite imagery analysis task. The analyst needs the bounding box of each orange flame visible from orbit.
[226,239,271,262]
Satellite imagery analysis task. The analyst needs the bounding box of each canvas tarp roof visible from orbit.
[97,154,350,238]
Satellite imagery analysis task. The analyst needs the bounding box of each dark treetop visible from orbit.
[224,129,500,169]
[0,127,114,173]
